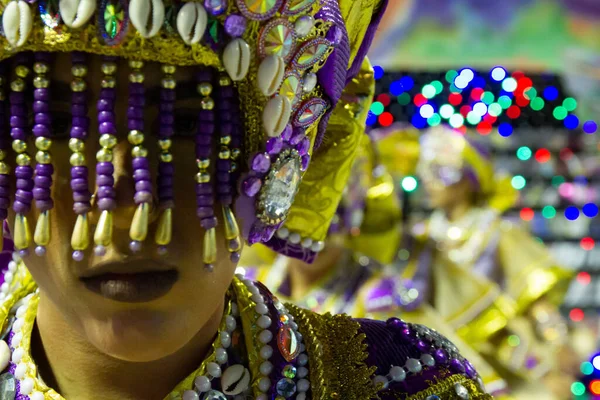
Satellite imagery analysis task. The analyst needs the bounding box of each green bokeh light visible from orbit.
[422,85,437,99]
[542,206,557,219]
[502,77,517,92]
[370,101,384,115]
[488,103,502,117]
[466,112,481,125]
[481,92,495,105]
[563,97,578,112]
[402,176,418,192]
[498,95,512,109]
[397,92,411,105]
[553,106,568,120]
[571,382,586,396]
[524,87,537,100]
[511,175,526,190]
[516,146,532,161]
[427,114,441,126]
[431,80,444,95]
[581,361,594,376]
[531,97,545,111]
[551,176,566,187]
[445,70,458,83]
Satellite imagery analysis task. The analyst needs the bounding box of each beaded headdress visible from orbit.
[0,0,386,265]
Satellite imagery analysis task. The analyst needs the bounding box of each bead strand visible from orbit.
[195,69,217,272]
[0,63,11,253]
[31,52,54,256]
[216,73,241,264]
[69,52,92,261]
[154,64,176,254]
[127,60,152,253]
[93,57,119,256]
[10,53,34,255]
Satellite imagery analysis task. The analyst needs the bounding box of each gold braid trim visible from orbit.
[381,371,493,400]
[286,303,379,400]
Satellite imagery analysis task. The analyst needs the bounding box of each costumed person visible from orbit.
[406,124,576,398]
[0,0,493,399]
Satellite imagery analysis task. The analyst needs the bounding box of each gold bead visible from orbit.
[70,152,86,166]
[16,154,31,166]
[220,136,231,145]
[195,172,210,183]
[68,138,85,152]
[129,60,144,69]
[33,76,49,89]
[158,139,172,150]
[219,75,232,86]
[161,65,176,74]
[99,134,117,149]
[35,136,52,151]
[197,159,210,169]
[36,151,51,164]
[231,148,241,159]
[132,146,148,158]
[12,140,26,153]
[129,71,145,83]
[161,78,176,89]
[96,148,113,162]
[197,82,213,96]
[10,79,25,92]
[0,150,6,161]
[101,77,116,89]
[127,130,144,145]
[101,63,117,75]
[0,162,10,174]
[72,65,88,77]
[201,98,215,110]
[70,78,87,92]
[218,147,231,159]
[159,152,173,163]
[33,62,49,74]
[15,65,30,78]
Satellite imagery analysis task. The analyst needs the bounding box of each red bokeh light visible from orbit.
[507,105,521,119]
[379,112,394,127]
[377,93,391,107]
[477,122,492,135]
[520,208,534,221]
[569,308,585,322]
[559,148,574,161]
[516,95,530,107]
[459,105,471,117]
[470,88,485,101]
[577,271,592,285]
[535,149,551,163]
[456,126,467,134]
[581,237,595,251]
[413,94,427,107]
[512,71,525,80]
[483,114,497,124]
[448,93,463,106]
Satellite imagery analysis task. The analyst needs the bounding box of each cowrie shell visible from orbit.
[59,0,95,29]
[129,0,165,38]
[0,341,9,371]
[3,1,32,48]
[257,55,285,96]
[223,38,251,81]
[221,364,251,396]
[176,2,207,45]
[263,96,292,137]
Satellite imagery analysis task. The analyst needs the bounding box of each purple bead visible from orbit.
[220,124,233,136]
[33,188,51,200]
[416,340,431,353]
[464,361,477,379]
[9,92,25,103]
[33,101,49,113]
[196,135,212,146]
[281,124,293,141]
[73,202,91,214]
[217,159,232,173]
[301,155,310,171]
[160,114,174,125]
[160,102,175,112]
[34,113,51,125]
[94,245,107,257]
[196,195,214,206]
[97,162,114,175]
[72,117,90,129]
[15,166,33,179]
[159,126,175,137]
[71,166,88,178]
[128,119,144,131]
[18,249,29,257]
[433,349,449,365]
[134,191,152,204]
[0,210,7,220]
[266,137,283,155]
[98,198,116,210]
[297,137,310,155]
[196,146,211,159]
[35,199,54,211]
[10,128,26,140]
[216,172,229,182]
[132,157,150,170]
[158,162,174,176]
[71,104,87,116]
[10,116,27,128]
[97,99,114,111]
[128,95,145,107]
[0,175,9,185]
[129,83,145,94]
[73,192,91,202]
[135,180,152,192]
[33,89,49,101]
[71,178,89,191]
[217,183,232,194]
[100,88,116,99]
[205,0,226,15]
[71,91,87,103]
[201,216,218,229]
[262,225,276,241]
[160,91,176,101]
[36,163,54,176]
[133,169,151,182]
[248,225,263,245]
[219,195,233,205]
[158,188,174,200]
[16,179,34,190]
[242,177,261,197]
[35,246,46,256]
[0,187,9,197]
[72,250,84,261]
[290,129,305,146]
[158,176,173,188]
[0,198,9,209]
[99,122,116,134]
[98,111,115,123]
[15,191,33,204]
[97,186,116,199]
[251,153,270,174]
[230,251,241,264]
[94,175,112,187]
[196,184,213,195]
[450,358,466,374]
[12,201,28,214]
[127,107,144,119]
[70,126,87,139]
[199,124,215,136]
[33,124,50,137]
[196,207,213,219]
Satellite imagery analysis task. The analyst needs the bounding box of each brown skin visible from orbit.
[8,54,238,399]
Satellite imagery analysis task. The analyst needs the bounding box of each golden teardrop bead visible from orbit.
[71,214,90,251]
[34,210,51,246]
[155,208,172,246]
[94,210,113,246]
[129,203,149,242]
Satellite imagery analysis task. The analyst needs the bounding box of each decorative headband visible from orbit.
[0,0,351,266]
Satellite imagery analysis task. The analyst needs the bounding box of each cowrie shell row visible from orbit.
[176,2,207,45]
[129,0,165,38]
[59,0,95,29]
[3,0,32,48]
[221,364,251,396]
[263,96,292,137]
[257,55,285,97]
[223,38,251,82]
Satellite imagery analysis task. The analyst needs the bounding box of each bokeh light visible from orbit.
[571,382,586,396]
[542,206,556,219]
[570,308,585,322]
[491,67,506,81]
[516,146,532,161]
[520,207,534,221]
[565,206,580,221]
[373,66,384,80]
[577,272,592,285]
[583,203,599,218]
[402,176,418,192]
[582,361,594,375]
[581,237,595,251]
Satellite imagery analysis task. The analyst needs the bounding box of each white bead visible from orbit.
[14,362,26,379]
[276,227,289,239]
[182,390,199,400]
[288,232,301,244]
[8,261,17,272]
[294,15,314,37]
[3,272,13,283]
[11,332,22,347]
[12,318,23,332]
[231,303,239,317]
[406,358,422,373]
[12,252,21,262]
[16,305,27,318]
[129,0,164,38]
[194,375,211,393]
[389,366,406,382]
[247,284,260,296]
[20,377,34,394]
[298,353,308,366]
[256,394,268,400]
[223,38,251,81]
[301,237,313,248]
[2,0,33,48]
[242,279,253,287]
[373,375,388,389]
[296,393,307,400]
[259,361,273,376]
[0,341,9,371]
[297,379,310,392]
[257,315,272,329]
[421,354,435,367]
[176,2,207,45]
[311,241,322,253]
[207,362,222,378]
[1,283,9,293]
[297,366,308,378]
[251,294,265,304]
[221,331,231,348]
[255,303,269,315]
[11,346,24,364]
[215,347,228,364]
[225,315,237,332]
[0,293,5,300]
[303,73,317,93]
[259,329,273,344]
[257,55,285,96]
[30,392,45,400]
[260,345,273,360]
[263,95,292,137]
[258,377,271,392]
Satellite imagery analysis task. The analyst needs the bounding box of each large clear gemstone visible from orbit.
[261,156,301,222]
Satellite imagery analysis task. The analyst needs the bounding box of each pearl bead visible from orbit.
[297,367,308,378]
[257,315,272,329]
[221,331,231,348]
[255,303,269,315]
[0,283,8,293]
[20,377,34,394]
[389,366,406,382]
[215,348,228,364]
[11,346,24,364]
[207,362,222,378]
[373,375,388,389]
[406,358,422,374]
[251,294,264,304]
[260,345,273,360]
[30,392,45,400]
[298,354,308,366]
[194,375,211,393]
[15,362,27,379]
[16,305,27,318]
[3,272,13,283]
[259,361,273,376]
[259,330,273,344]
[231,303,239,317]
[12,318,23,332]
[421,354,435,367]
[182,390,199,400]
[225,315,237,332]
[289,232,301,244]
[297,378,310,392]
[11,332,22,347]
[8,261,17,272]
[296,331,303,341]
[296,393,307,400]
[290,321,298,330]
[258,377,271,392]
[247,285,260,296]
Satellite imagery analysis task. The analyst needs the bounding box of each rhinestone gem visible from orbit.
[283,0,316,15]
[206,18,223,49]
[277,325,300,362]
[39,0,61,28]
[292,38,331,70]
[283,364,297,379]
[0,372,16,400]
[454,383,470,399]
[259,19,295,61]
[202,390,227,400]
[259,154,301,224]
[276,378,297,397]
[204,0,227,15]
[279,72,302,108]
[99,0,129,45]
[426,396,441,400]
[294,98,327,127]
[237,0,280,20]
